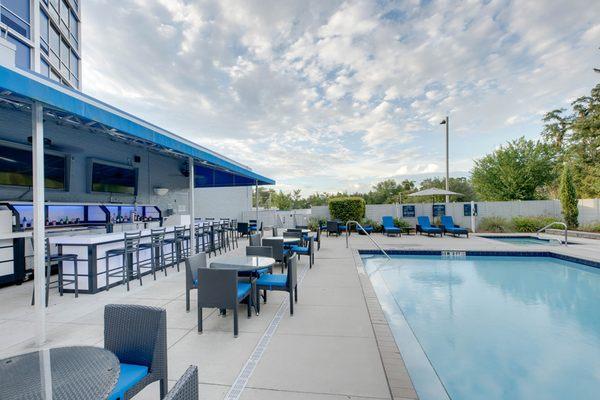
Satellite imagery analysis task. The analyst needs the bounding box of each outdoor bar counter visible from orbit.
[50,226,190,294]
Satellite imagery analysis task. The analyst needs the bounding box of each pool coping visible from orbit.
[351,249,419,400]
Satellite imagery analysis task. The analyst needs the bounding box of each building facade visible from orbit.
[1,0,81,88]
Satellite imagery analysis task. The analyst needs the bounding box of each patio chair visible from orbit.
[197,267,253,337]
[237,222,250,237]
[31,237,79,306]
[240,246,273,277]
[382,216,401,236]
[164,365,198,400]
[441,216,469,237]
[290,236,314,268]
[185,252,208,312]
[255,256,298,315]
[249,233,262,247]
[326,220,340,236]
[416,216,443,237]
[263,238,291,273]
[104,304,167,400]
[305,228,321,250]
[272,226,279,236]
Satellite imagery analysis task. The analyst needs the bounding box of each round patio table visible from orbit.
[284,229,310,234]
[0,346,119,400]
[271,236,301,244]
[209,255,275,271]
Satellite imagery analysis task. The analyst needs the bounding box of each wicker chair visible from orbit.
[164,366,198,400]
[104,304,168,400]
[185,252,208,312]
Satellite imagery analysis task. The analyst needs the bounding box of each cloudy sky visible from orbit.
[82,0,600,194]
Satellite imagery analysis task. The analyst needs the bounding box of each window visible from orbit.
[48,0,59,21]
[40,10,49,54]
[60,0,69,29]
[0,141,67,190]
[41,58,50,77]
[1,0,31,38]
[69,49,78,82]
[6,34,30,70]
[49,25,60,67]
[69,10,78,44]
[60,38,69,74]
[50,69,60,82]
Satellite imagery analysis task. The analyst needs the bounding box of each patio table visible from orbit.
[284,229,310,234]
[0,346,119,400]
[210,255,275,271]
[271,236,301,244]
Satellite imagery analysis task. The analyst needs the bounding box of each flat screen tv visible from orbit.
[90,160,137,195]
[0,141,66,189]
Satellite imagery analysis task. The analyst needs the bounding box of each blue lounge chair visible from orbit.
[381,216,401,236]
[441,216,469,237]
[416,216,443,237]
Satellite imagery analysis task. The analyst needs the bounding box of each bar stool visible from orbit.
[164,226,187,271]
[229,219,238,249]
[105,231,141,291]
[220,219,231,251]
[31,238,79,306]
[138,228,167,282]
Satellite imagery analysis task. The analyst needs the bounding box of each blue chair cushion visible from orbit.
[384,226,401,233]
[422,226,442,233]
[108,363,149,400]
[290,245,309,254]
[256,274,287,289]
[237,282,252,300]
[339,225,347,231]
[282,249,291,256]
[193,279,198,286]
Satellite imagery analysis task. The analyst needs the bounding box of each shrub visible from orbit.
[478,216,511,233]
[559,165,579,228]
[328,197,365,223]
[362,218,382,232]
[393,218,411,228]
[579,222,600,233]
[307,217,320,231]
[511,216,557,233]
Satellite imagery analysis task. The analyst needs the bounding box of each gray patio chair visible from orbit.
[249,233,262,247]
[197,267,253,337]
[290,236,314,268]
[185,252,208,312]
[327,220,340,236]
[164,365,198,400]
[104,304,167,400]
[272,226,279,236]
[263,238,291,273]
[256,256,298,315]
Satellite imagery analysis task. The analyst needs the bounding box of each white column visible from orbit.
[188,157,196,255]
[445,116,450,204]
[32,0,41,72]
[255,180,259,222]
[470,200,476,233]
[32,101,46,346]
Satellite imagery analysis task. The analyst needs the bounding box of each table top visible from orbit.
[271,236,301,243]
[210,256,276,271]
[285,229,310,234]
[0,346,119,400]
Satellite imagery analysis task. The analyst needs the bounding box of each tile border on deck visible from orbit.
[351,249,419,400]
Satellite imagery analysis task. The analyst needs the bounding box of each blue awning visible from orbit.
[0,64,274,187]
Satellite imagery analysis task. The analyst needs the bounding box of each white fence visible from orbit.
[311,199,600,230]
[241,209,312,229]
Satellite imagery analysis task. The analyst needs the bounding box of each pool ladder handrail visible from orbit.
[537,221,568,245]
[345,220,392,260]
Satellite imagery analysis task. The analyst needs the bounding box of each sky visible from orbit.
[81,0,600,195]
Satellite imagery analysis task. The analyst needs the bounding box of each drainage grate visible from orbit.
[441,250,466,258]
[224,263,310,400]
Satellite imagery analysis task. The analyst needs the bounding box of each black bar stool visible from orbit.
[139,228,167,282]
[31,238,79,306]
[164,226,187,271]
[105,231,141,291]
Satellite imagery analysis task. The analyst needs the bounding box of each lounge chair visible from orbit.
[441,216,469,237]
[381,216,401,236]
[416,216,443,237]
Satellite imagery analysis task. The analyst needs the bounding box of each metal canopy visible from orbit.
[0,64,274,187]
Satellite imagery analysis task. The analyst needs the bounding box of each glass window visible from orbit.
[40,10,49,53]
[60,0,69,26]
[49,25,60,66]
[1,0,31,38]
[41,59,50,77]
[48,0,59,20]
[50,69,60,82]
[69,10,78,43]
[70,50,78,78]
[60,38,69,74]
[6,34,30,70]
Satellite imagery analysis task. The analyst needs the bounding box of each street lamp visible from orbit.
[440,116,449,203]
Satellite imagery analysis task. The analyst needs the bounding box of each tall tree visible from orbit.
[471,137,557,201]
[559,164,578,228]
[418,177,477,202]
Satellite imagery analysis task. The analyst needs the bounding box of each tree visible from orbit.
[471,137,557,201]
[364,179,416,204]
[559,164,578,228]
[418,177,476,202]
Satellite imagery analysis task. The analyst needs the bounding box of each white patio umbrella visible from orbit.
[408,188,462,219]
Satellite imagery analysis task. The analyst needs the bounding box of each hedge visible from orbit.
[328,197,365,223]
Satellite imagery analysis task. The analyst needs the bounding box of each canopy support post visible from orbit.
[255,180,259,226]
[32,101,46,346]
[188,157,196,255]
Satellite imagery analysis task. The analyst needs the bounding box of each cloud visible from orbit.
[82,0,600,194]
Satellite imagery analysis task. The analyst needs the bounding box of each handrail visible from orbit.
[537,221,568,245]
[345,220,391,260]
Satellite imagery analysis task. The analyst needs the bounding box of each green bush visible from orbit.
[511,216,557,233]
[393,218,410,228]
[578,222,600,233]
[307,217,320,231]
[478,217,511,233]
[328,197,365,223]
[559,165,579,228]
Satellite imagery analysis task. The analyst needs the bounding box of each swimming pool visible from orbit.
[362,253,600,400]
[481,235,567,245]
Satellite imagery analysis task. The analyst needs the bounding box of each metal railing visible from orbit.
[345,220,391,260]
[537,221,568,245]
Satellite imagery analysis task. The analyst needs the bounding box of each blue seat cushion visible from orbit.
[108,363,149,400]
[290,245,309,254]
[422,226,442,233]
[384,226,401,232]
[282,248,291,255]
[256,274,287,289]
[237,282,252,300]
[446,227,468,234]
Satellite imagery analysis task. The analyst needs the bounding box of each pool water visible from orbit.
[481,236,564,245]
[363,255,600,400]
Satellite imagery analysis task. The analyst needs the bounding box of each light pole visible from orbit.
[440,116,449,203]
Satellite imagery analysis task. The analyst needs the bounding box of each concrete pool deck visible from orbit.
[0,231,599,399]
